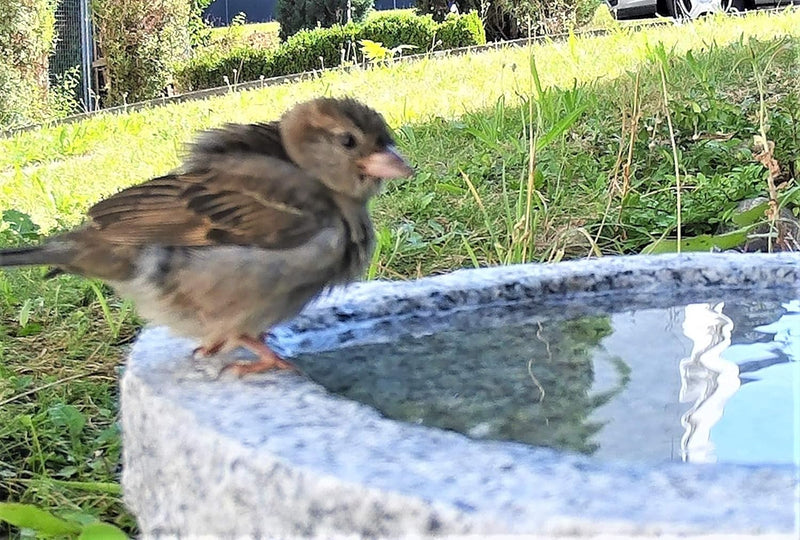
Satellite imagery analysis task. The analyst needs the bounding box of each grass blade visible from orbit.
[535,103,588,151]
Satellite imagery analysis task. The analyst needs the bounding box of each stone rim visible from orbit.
[122,252,800,536]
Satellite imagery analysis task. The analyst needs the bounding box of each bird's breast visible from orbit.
[336,209,374,284]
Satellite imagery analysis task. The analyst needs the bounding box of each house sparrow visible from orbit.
[0,97,413,375]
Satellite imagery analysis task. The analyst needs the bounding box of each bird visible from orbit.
[0,97,414,375]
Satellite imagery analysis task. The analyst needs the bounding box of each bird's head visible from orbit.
[280,97,414,201]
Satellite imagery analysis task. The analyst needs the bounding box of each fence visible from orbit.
[50,0,94,112]
[46,0,413,107]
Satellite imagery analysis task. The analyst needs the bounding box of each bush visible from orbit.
[358,10,438,48]
[93,0,192,106]
[416,0,601,41]
[176,11,486,92]
[276,0,373,41]
[0,0,57,129]
[205,17,281,56]
[189,0,215,47]
[437,12,486,48]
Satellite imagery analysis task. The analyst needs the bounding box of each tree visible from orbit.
[415,0,600,41]
[276,0,373,41]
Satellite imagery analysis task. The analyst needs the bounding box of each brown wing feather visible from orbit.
[182,121,289,173]
[87,155,337,250]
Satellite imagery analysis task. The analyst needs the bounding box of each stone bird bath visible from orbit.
[121,253,800,537]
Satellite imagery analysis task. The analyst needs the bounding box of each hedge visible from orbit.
[175,11,486,92]
[0,0,56,129]
[93,0,192,106]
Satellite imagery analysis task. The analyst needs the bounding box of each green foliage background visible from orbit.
[416,0,602,40]
[0,0,57,129]
[92,0,192,106]
[276,0,374,40]
[176,11,486,91]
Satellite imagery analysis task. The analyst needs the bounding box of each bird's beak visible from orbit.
[358,146,414,179]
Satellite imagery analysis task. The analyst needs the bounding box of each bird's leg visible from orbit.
[193,340,225,359]
[219,334,298,376]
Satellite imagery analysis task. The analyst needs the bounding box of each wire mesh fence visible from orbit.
[50,0,93,112]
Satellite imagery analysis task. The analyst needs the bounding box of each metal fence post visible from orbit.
[79,0,93,110]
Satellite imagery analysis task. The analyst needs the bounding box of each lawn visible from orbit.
[1,8,799,537]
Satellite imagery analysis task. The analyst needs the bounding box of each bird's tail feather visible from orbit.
[0,245,66,268]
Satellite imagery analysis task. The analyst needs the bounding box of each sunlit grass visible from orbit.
[2,9,798,231]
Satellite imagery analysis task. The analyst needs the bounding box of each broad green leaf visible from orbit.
[529,54,543,99]
[2,209,41,241]
[17,323,43,337]
[535,103,587,151]
[0,503,82,536]
[78,522,129,540]
[642,229,749,254]
[18,298,32,328]
[731,201,768,227]
[58,511,97,526]
[48,403,86,438]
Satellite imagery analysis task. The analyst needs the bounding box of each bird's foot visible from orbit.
[218,334,299,377]
[192,341,225,360]
[257,330,275,342]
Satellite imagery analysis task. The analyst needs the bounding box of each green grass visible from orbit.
[1,9,799,538]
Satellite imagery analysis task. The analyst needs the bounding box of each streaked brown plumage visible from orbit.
[0,97,413,374]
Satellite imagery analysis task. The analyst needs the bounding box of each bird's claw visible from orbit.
[218,356,299,378]
[215,333,300,378]
[193,341,224,360]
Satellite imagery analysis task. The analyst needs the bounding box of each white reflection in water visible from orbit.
[591,299,800,465]
[679,302,738,463]
[679,300,800,465]
[712,300,800,465]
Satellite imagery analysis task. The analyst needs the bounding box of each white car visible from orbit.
[608,0,798,19]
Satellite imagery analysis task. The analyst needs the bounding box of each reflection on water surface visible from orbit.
[294,297,800,465]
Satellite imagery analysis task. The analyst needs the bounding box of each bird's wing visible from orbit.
[86,155,337,250]
[182,121,290,173]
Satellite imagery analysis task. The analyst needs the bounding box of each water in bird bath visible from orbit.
[293,294,800,466]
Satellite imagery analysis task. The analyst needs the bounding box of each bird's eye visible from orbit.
[338,132,357,149]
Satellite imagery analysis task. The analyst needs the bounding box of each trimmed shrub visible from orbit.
[416,0,601,41]
[271,23,358,74]
[93,0,192,106]
[276,0,373,41]
[0,0,57,129]
[176,11,486,92]
[357,10,438,48]
[436,12,486,48]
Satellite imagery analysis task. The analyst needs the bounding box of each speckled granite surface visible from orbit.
[121,253,800,538]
